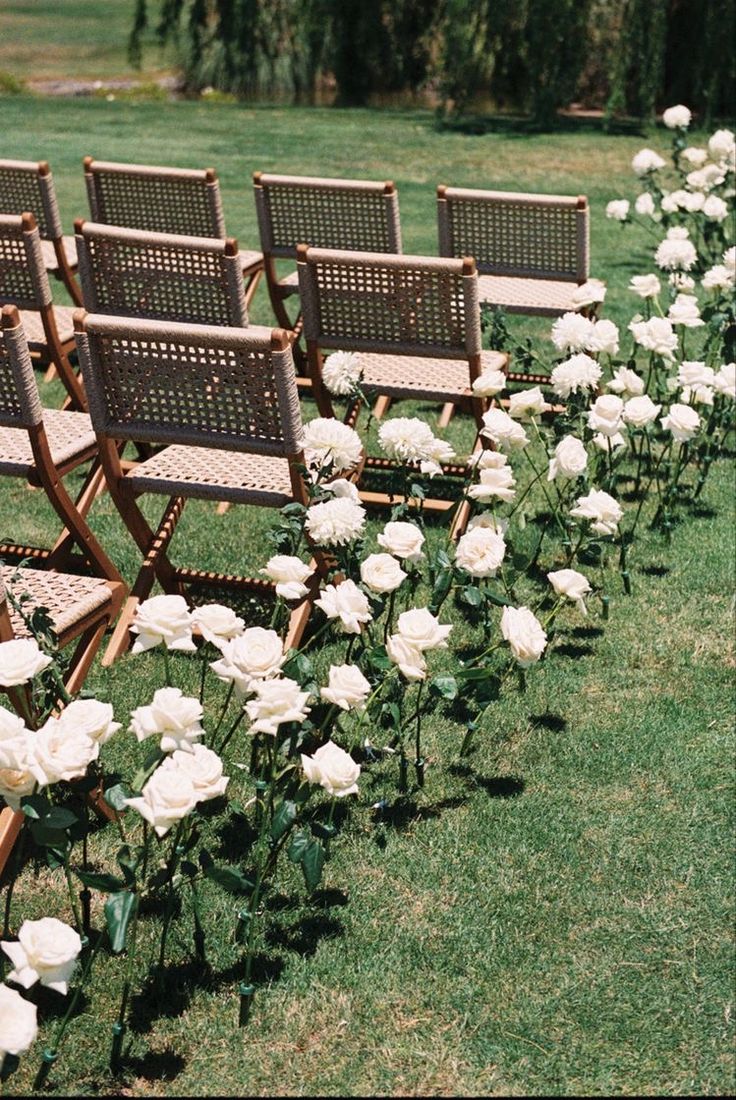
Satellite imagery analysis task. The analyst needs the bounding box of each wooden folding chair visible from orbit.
[0,567,125,873]
[253,172,402,377]
[0,213,86,410]
[0,304,124,585]
[0,159,82,306]
[75,221,250,327]
[83,158,262,307]
[297,246,506,516]
[74,312,331,666]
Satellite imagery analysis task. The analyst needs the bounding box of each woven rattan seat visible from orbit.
[0,409,95,477]
[20,305,75,348]
[477,274,585,316]
[239,248,264,273]
[359,348,507,403]
[0,160,82,305]
[1,564,111,637]
[437,186,599,318]
[125,446,294,507]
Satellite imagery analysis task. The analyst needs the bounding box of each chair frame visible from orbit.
[83,158,262,307]
[0,159,82,306]
[74,311,335,665]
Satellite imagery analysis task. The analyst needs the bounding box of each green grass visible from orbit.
[0,96,734,1097]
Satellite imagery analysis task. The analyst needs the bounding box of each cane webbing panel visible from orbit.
[77,225,248,327]
[124,446,294,507]
[19,306,75,348]
[0,316,44,428]
[0,162,63,241]
[239,248,264,273]
[85,162,226,238]
[358,348,506,403]
[477,274,587,316]
[0,565,110,637]
[40,237,78,273]
[0,410,95,477]
[77,318,303,457]
[439,188,588,281]
[299,250,480,359]
[255,175,402,258]
[0,216,52,312]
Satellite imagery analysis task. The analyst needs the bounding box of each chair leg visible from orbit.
[243,268,262,309]
[64,619,111,695]
[438,402,456,429]
[0,808,24,877]
[372,395,393,421]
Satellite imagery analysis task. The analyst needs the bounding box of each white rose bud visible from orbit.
[0,706,28,767]
[468,463,516,503]
[607,366,645,399]
[0,638,52,688]
[547,435,588,481]
[587,394,624,437]
[315,579,372,635]
[360,553,407,593]
[163,744,229,803]
[634,192,656,217]
[320,664,372,711]
[245,677,311,736]
[570,489,623,537]
[210,627,285,697]
[190,604,244,648]
[622,395,661,429]
[301,741,360,798]
[662,104,691,129]
[376,521,425,563]
[480,407,529,452]
[2,918,81,995]
[586,319,619,356]
[547,569,592,615]
[629,274,661,299]
[396,608,452,652]
[0,983,37,1064]
[130,688,204,754]
[660,403,700,442]
[571,279,606,308]
[386,634,427,681]
[55,699,121,746]
[714,363,735,400]
[300,418,363,474]
[508,386,551,420]
[130,594,195,655]
[260,556,314,601]
[27,718,98,787]
[322,350,362,396]
[472,369,506,397]
[500,606,547,668]
[606,199,630,220]
[124,766,198,837]
[455,526,506,578]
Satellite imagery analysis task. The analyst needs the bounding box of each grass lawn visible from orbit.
[0,94,734,1096]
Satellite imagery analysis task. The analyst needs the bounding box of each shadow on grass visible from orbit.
[123,1049,187,1085]
[530,712,567,732]
[640,563,670,577]
[371,794,466,834]
[434,111,644,137]
[553,642,595,658]
[450,764,526,800]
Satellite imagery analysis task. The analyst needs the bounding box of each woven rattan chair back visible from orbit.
[84,158,227,238]
[437,186,589,282]
[254,173,402,259]
[0,304,44,430]
[76,222,249,327]
[0,160,64,243]
[298,247,481,360]
[76,315,303,457]
[0,212,52,312]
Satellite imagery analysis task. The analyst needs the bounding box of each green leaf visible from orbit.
[29,821,70,849]
[105,891,138,954]
[430,675,458,700]
[271,799,297,842]
[20,793,50,820]
[203,863,254,896]
[282,652,314,685]
[366,645,392,672]
[76,870,126,892]
[457,664,494,681]
[42,806,79,830]
[116,845,137,887]
[429,567,453,614]
[461,585,483,608]
[104,783,133,812]
[301,838,326,892]
[287,829,310,864]
[484,589,513,607]
[409,482,426,500]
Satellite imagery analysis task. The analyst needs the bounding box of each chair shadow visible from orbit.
[449,763,525,800]
[553,642,595,658]
[122,1049,187,1085]
[529,712,568,732]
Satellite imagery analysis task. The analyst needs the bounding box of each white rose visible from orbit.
[708,128,735,164]
[130,594,195,655]
[467,449,508,470]
[500,606,547,668]
[0,638,52,687]
[631,149,666,174]
[629,274,661,299]
[378,417,437,464]
[55,699,121,746]
[467,513,508,536]
[320,664,372,711]
[682,146,707,166]
[324,477,360,501]
[661,403,701,441]
[0,983,37,1063]
[419,434,455,478]
[724,247,735,274]
[592,431,627,452]
[190,603,244,648]
[587,394,624,437]
[305,497,366,546]
[629,317,678,360]
[686,164,726,191]
[607,366,645,399]
[468,463,516,502]
[669,272,696,292]
[376,521,425,563]
[315,579,372,634]
[322,350,362,395]
[547,569,592,615]
[586,319,619,356]
[210,627,285,697]
[360,553,407,593]
[301,741,360,798]
[606,199,630,220]
[634,192,656,217]
[130,687,204,754]
[570,489,623,536]
[550,354,602,399]
[300,418,362,474]
[622,395,661,429]
[547,435,588,481]
[28,718,98,787]
[508,386,551,419]
[245,678,311,736]
[655,237,698,271]
[550,312,595,353]
[702,195,728,222]
[2,918,81,995]
[0,706,28,767]
[571,279,607,308]
[455,527,506,578]
[472,368,506,396]
[702,265,734,291]
[680,384,714,407]
[124,766,198,837]
[662,104,691,129]
[396,608,451,651]
[386,634,427,681]
[480,407,529,452]
[0,753,36,812]
[162,744,229,803]
[668,294,703,328]
[260,556,314,601]
[677,361,716,390]
[714,363,736,399]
